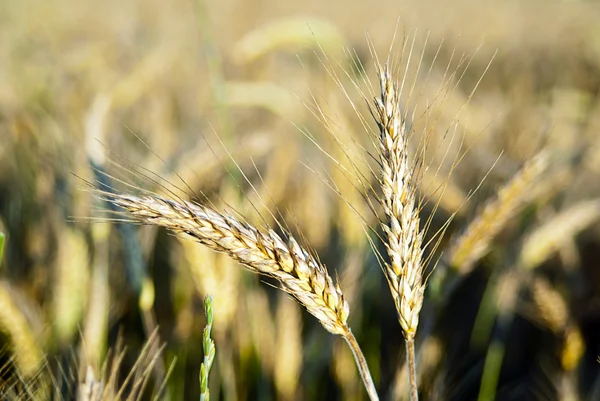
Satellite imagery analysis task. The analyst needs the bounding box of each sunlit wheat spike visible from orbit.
[104,192,350,335]
[372,63,426,341]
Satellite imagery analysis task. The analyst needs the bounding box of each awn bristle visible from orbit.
[106,193,350,335]
[372,65,426,340]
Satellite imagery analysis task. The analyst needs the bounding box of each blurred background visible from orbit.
[1,0,600,399]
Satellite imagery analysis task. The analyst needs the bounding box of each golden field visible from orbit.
[1,0,600,399]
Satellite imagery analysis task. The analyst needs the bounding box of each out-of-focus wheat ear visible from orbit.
[231,17,345,64]
[561,326,585,372]
[97,191,378,400]
[0,281,44,378]
[529,277,569,333]
[529,278,584,372]
[519,199,600,270]
[448,151,550,274]
[371,62,427,401]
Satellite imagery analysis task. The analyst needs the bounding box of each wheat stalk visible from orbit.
[200,295,216,401]
[96,190,378,400]
[371,64,426,401]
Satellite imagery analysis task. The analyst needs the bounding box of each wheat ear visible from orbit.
[372,64,426,401]
[100,191,378,400]
[530,278,584,371]
[449,152,549,273]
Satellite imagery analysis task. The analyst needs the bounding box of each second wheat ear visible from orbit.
[372,63,427,401]
[97,192,379,400]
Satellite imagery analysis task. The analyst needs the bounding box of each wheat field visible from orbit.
[1,0,600,400]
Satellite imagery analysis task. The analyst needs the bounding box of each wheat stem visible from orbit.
[200,295,216,401]
[343,331,379,401]
[405,338,418,401]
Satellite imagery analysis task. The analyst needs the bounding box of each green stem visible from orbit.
[477,342,505,401]
[200,295,216,401]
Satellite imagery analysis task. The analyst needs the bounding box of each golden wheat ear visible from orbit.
[106,193,350,335]
[92,185,378,400]
[370,61,426,401]
[372,63,427,343]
